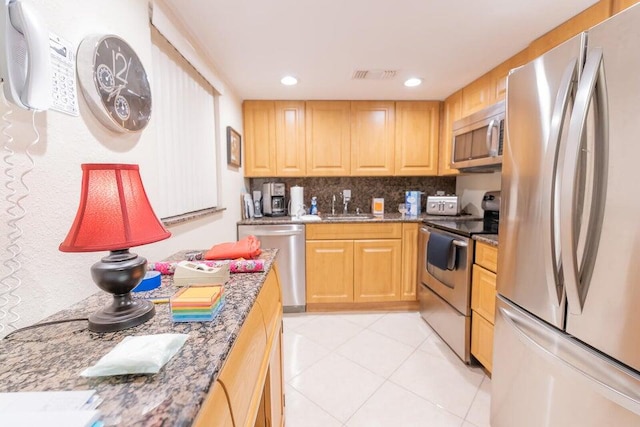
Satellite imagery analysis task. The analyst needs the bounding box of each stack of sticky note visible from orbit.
[170,285,224,322]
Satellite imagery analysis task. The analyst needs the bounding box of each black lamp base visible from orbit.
[89,249,155,333]
[88,295,155,333]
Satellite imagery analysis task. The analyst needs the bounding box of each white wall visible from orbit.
[456,172,502,215]
[0,0,246,334]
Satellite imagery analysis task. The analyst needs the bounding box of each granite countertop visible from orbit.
[474,234,499,246]
[0,249,278,426]
[238,212,479,225]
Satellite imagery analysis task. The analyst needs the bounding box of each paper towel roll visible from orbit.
[290,186,305,216]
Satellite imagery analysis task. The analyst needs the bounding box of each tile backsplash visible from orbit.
[250,176,456,214]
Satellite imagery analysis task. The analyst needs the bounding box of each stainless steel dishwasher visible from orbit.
[237,224,305,312]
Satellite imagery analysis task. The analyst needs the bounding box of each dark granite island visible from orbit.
[0,249,283,426]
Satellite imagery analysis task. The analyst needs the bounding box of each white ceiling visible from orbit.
[163,0,599,101]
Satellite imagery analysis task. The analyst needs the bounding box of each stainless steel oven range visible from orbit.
[418,191,500,363]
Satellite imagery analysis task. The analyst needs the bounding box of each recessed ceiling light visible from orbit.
[281,76,298,86]
[404,78,422,87]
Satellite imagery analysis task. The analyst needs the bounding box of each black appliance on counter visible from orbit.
[417,191,500,363]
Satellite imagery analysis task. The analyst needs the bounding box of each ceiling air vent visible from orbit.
[351,69,398,80]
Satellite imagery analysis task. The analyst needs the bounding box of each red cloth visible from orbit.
[204,235,262,260]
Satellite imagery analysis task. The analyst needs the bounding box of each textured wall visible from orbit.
[0,0,245,334]
[250,176,456,215]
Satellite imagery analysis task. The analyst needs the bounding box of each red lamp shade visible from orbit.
[60,164,171,252]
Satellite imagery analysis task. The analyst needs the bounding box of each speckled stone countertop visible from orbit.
[238,212,479,225]
[474,234,499,246]
[0,249,278,426]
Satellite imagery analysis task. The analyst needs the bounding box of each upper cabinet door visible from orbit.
[528,1,612,58]
[439,90,462,176]
[275,101,306,176]
[491,48,531,102]
[305,101,351,176]
[461,73,492,117]
[612,0,640,14]
[243,101,276,177]
[350,101,395,176]
[394,101,440,176]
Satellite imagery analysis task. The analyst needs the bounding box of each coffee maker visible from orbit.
[262,182,286,216]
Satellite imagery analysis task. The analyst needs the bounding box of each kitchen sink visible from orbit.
[321,213,375,221]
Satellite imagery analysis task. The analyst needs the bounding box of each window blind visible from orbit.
[148,28,218,219]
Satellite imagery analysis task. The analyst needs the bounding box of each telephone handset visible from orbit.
[0,0,51,111]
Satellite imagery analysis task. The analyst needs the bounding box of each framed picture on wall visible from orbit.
[227,126,242,167]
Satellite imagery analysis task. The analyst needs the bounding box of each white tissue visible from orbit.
[80,333,188,377]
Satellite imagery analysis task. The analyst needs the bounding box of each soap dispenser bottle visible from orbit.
[310,197,318,215]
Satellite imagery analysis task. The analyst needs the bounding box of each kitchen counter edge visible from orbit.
[473,234,499,246]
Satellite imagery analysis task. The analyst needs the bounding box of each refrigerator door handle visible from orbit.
[498,298,640,416]
[560,48,609,315]
[541,58,578,308]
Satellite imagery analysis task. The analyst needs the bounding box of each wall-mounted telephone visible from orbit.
[0,0,51,111]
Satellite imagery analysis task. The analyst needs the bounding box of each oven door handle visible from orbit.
[452,240,467,248]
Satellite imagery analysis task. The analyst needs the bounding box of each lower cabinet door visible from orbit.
[193,381,234,427]
[265,328,284,427]
[353,239,402,302]
[306,240,354,303]
[217,304,267,426]
[471,311,494,373]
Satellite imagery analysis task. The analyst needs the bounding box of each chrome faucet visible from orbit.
[341,193,350,214]
[331,194,337,215]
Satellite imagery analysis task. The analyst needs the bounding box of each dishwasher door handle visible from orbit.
[254,229,304,237]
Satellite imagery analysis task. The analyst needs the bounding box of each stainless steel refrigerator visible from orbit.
[492,5,640,426]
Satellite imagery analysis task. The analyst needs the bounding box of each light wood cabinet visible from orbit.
[438,90,462,176]
[395,101,440,176]
[193,381,234,427]
[471,311,494,373]
[471,241,498,373]
[461,73,492,117]
[306,223,412,307]
[306,101,351,176]
[612,0,640,14]
[528,1,612,58]
[194,268,284,427]
[475,241,498,272]
[353,239,402,302]
[243,101,277,177]
[275,101,306,176]
[400,223,419,301]
[490,48,531,102]
[244,100,444,177]
[471,264,497,323]
[244,100,305,177]
[350,101,395,176]
[306,240,355,303]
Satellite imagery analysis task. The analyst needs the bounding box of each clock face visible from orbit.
[77,35,152,133]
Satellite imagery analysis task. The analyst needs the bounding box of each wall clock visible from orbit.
[77,34,152,133]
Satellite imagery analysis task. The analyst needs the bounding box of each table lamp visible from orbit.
[59,164,171,332]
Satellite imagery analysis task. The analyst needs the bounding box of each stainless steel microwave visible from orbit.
[451,100,504,172]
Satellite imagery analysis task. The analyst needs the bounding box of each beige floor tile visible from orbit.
[389,349,485,418]
[368,312,433,348]
[289,352,385,423]
[283,330,330,381]
[465,376,491,427]
[346,381,465,427]
[293,314,364,350]
[285,385,343,427]
[336,329,415,378]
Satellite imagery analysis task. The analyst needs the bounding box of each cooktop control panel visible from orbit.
[426,195,461,216]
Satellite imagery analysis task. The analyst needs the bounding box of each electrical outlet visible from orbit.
[343,189,351,201]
